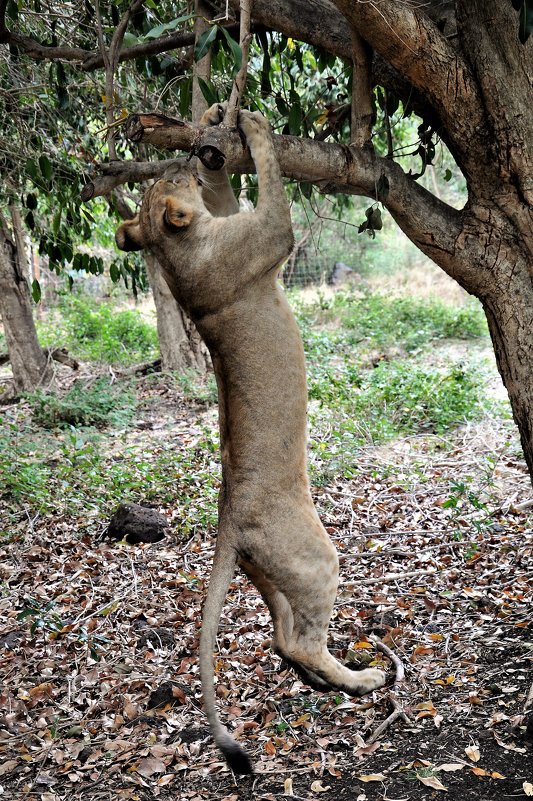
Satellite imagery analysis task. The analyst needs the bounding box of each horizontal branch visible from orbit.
[4,24,240,72]
[86,112,466,284]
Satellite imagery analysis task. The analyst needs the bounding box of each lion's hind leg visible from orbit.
[280,534,387,697]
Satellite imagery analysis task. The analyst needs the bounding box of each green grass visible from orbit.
[289,290,496,483]
[0,418,219,536]
[0,287,502,525]
[293,290,488,353]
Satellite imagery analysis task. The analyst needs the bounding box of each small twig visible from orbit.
[224,0,252,128]
[511,498,533,512]
[523,680,533,716]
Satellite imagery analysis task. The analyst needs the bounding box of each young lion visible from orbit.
[115,104,386,774]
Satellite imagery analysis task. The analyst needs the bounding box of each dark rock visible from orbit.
[104,502,168,544]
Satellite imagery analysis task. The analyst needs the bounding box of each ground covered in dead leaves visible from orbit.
[1,377,532,801]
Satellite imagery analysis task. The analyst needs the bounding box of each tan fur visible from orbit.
[115,104,386,774]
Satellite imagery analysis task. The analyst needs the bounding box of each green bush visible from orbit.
[294,291,487,353]
[37,295,158,364]
[26,378,135,429]
[356,359,485,434]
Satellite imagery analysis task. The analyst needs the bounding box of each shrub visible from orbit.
[37,295,158,364]
[26,378,135,429]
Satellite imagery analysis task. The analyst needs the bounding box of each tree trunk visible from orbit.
[0,207,51,394]
[144,254,209,372]
[481,257,533,480]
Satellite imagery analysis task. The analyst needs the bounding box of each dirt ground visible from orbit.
[1,379,532,801]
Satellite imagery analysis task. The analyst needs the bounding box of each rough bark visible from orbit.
[0,208,51,394]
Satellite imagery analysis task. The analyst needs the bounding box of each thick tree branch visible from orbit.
[333,0,486,177]
[350,28,373,148]
[85,113,469,286]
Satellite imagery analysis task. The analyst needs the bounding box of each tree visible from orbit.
[0,1,210,386]
[2,1,533,485]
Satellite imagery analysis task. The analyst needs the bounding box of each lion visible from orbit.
[115,103,387,774]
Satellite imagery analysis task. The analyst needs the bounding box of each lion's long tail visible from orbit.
[199,544,253,774]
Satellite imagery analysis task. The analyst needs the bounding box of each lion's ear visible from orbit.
[115,217,144,252]
[164,197,193,229]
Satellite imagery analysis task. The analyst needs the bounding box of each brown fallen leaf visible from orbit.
[358,773,387,782]
[419,775,448,791]
[436,763,464,772]
[135,757,166,778]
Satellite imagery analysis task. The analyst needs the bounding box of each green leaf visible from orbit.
[25,211,35,231]
[143,13,194,40]
[219,26,242,72]
[52,210,62,235]
[122,32,139,48]
[31,279,42,304]
[39,154,53,182]
[194,25,218,62]
[179,77,191,117]
[444,168,453,182]
[25,158,39,183]
[288,101,302,135]
[7,0,18,21]
[26,193,37,210]
[196,77,219,107]
[110,263,121,283]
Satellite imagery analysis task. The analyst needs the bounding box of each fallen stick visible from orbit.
[358,567,437,585]
[370,635,405,684]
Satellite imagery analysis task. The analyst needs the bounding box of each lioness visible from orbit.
[115,104,386,774]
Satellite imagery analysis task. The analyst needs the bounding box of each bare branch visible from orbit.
[350,28,373,148]
[224,0,252,128]
[366,692,411,745]
[95,0,144,160]
[4,19,239,72]
[192,0,214,123]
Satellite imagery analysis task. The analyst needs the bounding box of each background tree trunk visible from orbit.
[144,254,209,372]
[0,207,51,395]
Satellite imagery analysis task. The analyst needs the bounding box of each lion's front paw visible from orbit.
[200,101,227,127]
[238,109,271,141]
